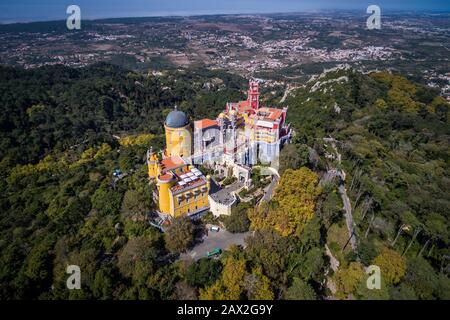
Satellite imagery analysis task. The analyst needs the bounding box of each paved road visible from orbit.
[180,227,250,262]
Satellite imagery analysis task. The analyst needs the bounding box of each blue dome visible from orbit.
[165,109,189,128]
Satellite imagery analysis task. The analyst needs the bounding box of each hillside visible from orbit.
[282,65,450,299]
[0,63,449,300]
[0,63,246,165]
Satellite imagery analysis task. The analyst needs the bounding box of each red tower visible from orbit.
[247,80,260,110]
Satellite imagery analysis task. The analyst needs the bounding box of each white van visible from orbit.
[210,226,220,232]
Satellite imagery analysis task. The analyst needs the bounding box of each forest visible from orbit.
[283,68,450,299]
[0,63,449,299]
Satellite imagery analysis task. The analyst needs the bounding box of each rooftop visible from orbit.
[194,118,218,130]
[170,173,207,194]
[209,187,237,206]
[158,173,174,182]
[165,109,189,128]
[160,156,186,172]
[253,107,283,121]
[237,101,254,114]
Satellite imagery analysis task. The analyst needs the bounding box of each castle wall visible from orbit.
[208,193,236,217]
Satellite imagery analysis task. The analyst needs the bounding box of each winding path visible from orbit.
[339,183,357,250]
[324,137,357,251]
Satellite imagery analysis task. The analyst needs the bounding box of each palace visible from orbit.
[147,110,210,219]
[148,80,291,219]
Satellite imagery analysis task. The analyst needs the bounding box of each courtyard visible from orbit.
[180,225,251,261]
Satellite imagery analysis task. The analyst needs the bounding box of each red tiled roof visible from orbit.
[195,119,218,129]
[238,100,249,108]
[254,107,283,121]
[237,101,254,114]
[160,156,186,171]
[158,173,173,182]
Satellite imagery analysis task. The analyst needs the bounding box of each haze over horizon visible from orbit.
[1,0,449,24]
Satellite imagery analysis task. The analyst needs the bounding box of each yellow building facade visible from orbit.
[167,174,210,218]
[155,158,210,217]
[149,108,210,218]
[164,123,192,158]
[147,148,160,179]
[163,108,192,159]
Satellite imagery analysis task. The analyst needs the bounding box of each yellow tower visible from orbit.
[206,175,211,190]
[164,107,192,158]
[147,147,160,179]
[157,172,176,215]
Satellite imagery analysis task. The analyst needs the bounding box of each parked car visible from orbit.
[206,248,222,258]
[210,225,220,232]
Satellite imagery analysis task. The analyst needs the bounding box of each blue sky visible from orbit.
[1,0,449,23]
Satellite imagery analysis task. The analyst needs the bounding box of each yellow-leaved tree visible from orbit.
[245,266,274,300]
[333,262,365,300]
[371,72,421,113]
[249,167,321,236]
[372,247,406,285]
[199,257,247,300]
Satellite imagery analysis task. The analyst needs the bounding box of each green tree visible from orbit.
[93,265,115,299]
[285,278,316,300]
[245,230,286,281]
[436,274,450,300]
[355,276,390,300]
[222,202,251,233]
[186,258,223,288]
[279,143,309,174]
[20,237,55,297]
[121,189,150,220]
[390,283,418,300]
[117,236,157,282]
[164,217,195,253]
[91,183,122,216]
[404,257,438,300]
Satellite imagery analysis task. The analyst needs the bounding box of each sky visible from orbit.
[1,0,449,23]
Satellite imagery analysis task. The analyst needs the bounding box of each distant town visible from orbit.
[1,12,449,100]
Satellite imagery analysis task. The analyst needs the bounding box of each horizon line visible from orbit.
[1,8,450,25]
